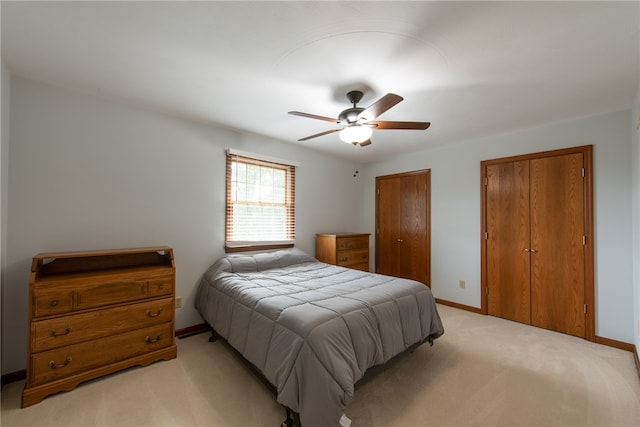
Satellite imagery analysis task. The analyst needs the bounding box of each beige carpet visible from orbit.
[2,305,639,427]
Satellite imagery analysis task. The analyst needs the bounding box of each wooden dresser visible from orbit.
[315,233,370,271]
[22,246,177,408]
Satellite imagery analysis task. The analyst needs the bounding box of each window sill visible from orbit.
[224,243,294,253]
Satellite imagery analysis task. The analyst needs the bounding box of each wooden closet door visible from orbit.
[482,146,593,340]
[486,161,531,324]
[530,153,585,337]
[376,176,402,278]
[399,172,429,284]
[376,170,430,285]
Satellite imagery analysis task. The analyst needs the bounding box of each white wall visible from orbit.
[3,76,637,376]
[2,77,365,374]
[633,85,640,354]
[361,110,634,343]
[1,61,11,377]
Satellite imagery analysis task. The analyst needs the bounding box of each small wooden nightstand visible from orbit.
[315,233,370,271]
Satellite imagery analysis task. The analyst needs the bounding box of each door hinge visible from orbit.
[486,287,489,295]
[582,167,585,177]
[583,235,586,245]
[484,177,488,186]
[485,231,488,240]
[584,304,587,314]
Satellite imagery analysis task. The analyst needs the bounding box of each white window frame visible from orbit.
[225,149,297,252]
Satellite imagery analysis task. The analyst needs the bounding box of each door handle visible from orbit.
[397,239,403,242]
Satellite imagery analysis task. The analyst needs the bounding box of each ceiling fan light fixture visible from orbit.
[339,125,373,144]
[290,91,429,146]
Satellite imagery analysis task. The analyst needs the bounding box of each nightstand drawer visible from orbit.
[337,237,368,251]
[32,297,174,352]
[336,249,369,267]
[29,323,173,386]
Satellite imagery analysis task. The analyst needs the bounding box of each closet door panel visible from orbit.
[530,153,585,337]
[376,177,402,278]
[399,173,428,284]
[486,161,531,324]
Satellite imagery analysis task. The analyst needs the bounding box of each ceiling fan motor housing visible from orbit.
[340,90,367,124]
[346,90,364,105]
[339,107,365,124]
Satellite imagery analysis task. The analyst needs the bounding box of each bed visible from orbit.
[194,248,444,427]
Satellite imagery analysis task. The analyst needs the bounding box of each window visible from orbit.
[225,150,296,252]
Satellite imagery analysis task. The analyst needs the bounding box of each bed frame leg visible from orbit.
[208,330,218,342]
[281,407,302,427]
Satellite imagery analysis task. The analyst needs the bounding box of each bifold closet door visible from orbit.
[376,170,430,285]
[398,172,428,284]
[376,176,402,278]
[486,160,531,324]
[529,153,585,337]
[485,152,587,338]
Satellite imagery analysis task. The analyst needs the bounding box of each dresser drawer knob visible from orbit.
[145,335,161,344]
[50,326,72,337]
[50,300,58,307]
[146,308,163,318]
[49,356,72,369]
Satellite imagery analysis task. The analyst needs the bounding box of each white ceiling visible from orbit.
[2,1,639,163]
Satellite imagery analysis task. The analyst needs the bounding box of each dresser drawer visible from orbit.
[148,278,174,297]
[337,236,368,251]
[76,280,147,310]
[33,290,75,317]
[350,263,369,272]
[336,249,369,267]
[29,323,173,387]
[31,297,174,352]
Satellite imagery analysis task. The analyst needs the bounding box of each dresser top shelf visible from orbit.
[315,233,370,238]
[31,246,174,278]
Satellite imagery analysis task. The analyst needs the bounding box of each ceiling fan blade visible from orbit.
[288,111,340,123]
[297,128,341,141]
[370,121,431,130]
[359,139,372,147]
[357,93,403,121]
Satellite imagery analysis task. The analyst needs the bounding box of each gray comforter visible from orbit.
[195,248,444,427]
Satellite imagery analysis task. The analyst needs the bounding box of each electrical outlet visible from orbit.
[175,297,183,309]
[459,280,466,289]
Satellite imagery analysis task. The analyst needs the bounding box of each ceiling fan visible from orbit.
[288,90,430,147]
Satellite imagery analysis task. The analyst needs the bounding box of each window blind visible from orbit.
[225,151,296,250]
